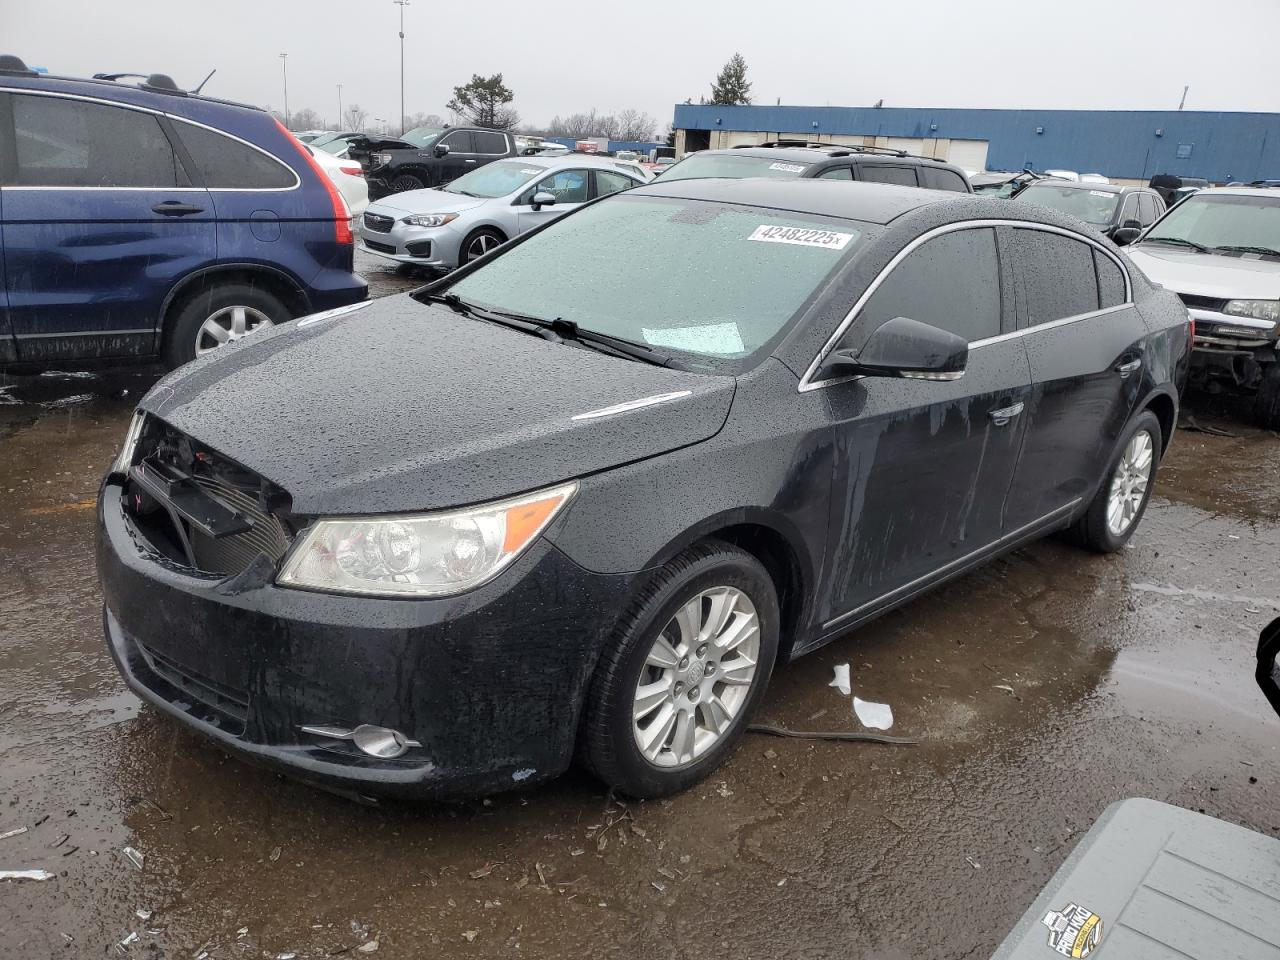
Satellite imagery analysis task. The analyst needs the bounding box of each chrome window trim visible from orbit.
[797,219,1134,393]
[1,86,300,193]
[571,390,694,421]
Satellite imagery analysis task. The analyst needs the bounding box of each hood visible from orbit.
[1127,244,1280,301]
[366,189,487,216]
[348,134,416,152]
[139,296,734,515]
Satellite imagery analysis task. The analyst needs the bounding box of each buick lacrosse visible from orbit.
[98,178,1190,799]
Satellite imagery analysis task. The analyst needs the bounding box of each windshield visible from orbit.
[658,153,812,182]
[316,137,352,155]
[1141,193,1280,258]
[442,160,548,198]
[442,195,863,367]
[401,126,444,148]
[1018,184,1119,225]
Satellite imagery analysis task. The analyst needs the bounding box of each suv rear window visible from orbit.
[471,131,509,155]
[920,167,970,193]
[859,164,919,187]
[11,94,187,188]
[174,121,297,189]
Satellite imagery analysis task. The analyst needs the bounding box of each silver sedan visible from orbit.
[357,155,646,270]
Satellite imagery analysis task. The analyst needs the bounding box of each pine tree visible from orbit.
[709,53,752,106]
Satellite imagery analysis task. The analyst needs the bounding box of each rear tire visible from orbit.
[389,173,425,193]
[164,282,291,369]
[1253,363,1280,429]
[580,541,779,799]
[1068,410,1162,553]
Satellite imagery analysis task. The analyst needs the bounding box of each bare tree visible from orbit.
[615,109,658,141]
[545,108,656,141]
[402,112,443,131]
[342,103,370,132]
[288,107,323,131]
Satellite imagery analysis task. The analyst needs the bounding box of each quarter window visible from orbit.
[859,164,918,187]
[12,94,187,188]
[175,122,296,189]
[471,131,508,155]
[1094,250,1127,309]
[817,166,854,180]
[920,167,969,193]
[855,228,1001,343]
[1014,229,1100,325]
[1138,193,1159,225]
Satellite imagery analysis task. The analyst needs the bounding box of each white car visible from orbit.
[306,144,369,218]
[357,155,644,271]
[612,159,653,182]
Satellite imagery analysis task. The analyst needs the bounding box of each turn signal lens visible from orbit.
[277,482,578,598]
[112,411,147,476]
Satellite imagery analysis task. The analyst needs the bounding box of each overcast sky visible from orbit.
[9,0,1280,135]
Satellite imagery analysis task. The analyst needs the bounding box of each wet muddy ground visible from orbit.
[2,258,1278,958]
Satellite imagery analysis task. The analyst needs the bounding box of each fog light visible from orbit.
[300,723,420,759]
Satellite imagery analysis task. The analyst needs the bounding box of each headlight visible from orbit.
[111,411,146,476]
[277,482,578,597]
[1223,299,1280,324]
[402,213,459,228]
[370,152,392,167]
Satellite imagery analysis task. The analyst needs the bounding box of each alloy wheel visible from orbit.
[467,234,501,259]
[195,305,273,356]
[632,586,760,768]
[1106,429,1155,536]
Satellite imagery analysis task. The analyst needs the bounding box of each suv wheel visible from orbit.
[165,283,290,368]
[1253,363,1280,429]
[580,542,778,798]
[390,173,425,193]
[1069,410,1163,553]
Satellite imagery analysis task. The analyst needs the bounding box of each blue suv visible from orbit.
[0,56,367,369]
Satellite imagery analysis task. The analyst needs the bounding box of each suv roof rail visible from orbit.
[92,71,189,96]
[734,140,947,162]
[0,54,38,77]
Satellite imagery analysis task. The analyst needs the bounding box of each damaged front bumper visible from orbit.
[97,480,628,799]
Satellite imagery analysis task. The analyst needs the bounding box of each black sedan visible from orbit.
[1016,180,1167,245]
[97,178,1191,799]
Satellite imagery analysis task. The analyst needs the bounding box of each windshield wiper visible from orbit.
[446,189,480,197]
[1143,236,1211,253]
[1213,244,1280,258]
[542,318,691,370]
[423,292,562,341]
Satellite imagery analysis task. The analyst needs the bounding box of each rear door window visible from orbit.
[175,122,296,189]
[859,164,919,187]
[593,169,637,198]
[471,131,509,155]
[1013,229,1101,326]
[11,94,187,188]
[920,167,970,192]
[854,227,1002,342]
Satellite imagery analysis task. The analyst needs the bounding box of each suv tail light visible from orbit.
[278,120,353,245]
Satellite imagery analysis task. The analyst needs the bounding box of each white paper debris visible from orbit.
[828,663,851,696]
[994,684,1015,694]
[121,846,144,871]
[0,869,54,881]
[0,826,29,841]
[853,697,894,730]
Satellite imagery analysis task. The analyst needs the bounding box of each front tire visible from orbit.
[1253,363,1280,429]
[581,542,779,798]
[1069,410,1163,553]
[458,227,507,265]
[164,283,290,369]
[389,173,425,193]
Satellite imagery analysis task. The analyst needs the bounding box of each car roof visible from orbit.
[1192,186,1280,199]
[498,154,638,171]
[631,176,951,225]
[1022,180,1128,194]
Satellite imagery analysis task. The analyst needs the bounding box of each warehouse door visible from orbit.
[947,139,990,173]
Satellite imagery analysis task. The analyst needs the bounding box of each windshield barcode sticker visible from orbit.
[1090,190,1113,198]
[769,162,806,173]
[521,168,543,175]
[748,225,854,249]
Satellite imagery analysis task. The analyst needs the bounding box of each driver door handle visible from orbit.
[988,401,1024,426]
[151,201,205,216]
[1115,357,1142,378]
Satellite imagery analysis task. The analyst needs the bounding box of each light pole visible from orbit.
[279,53,289,129]
[394,0,410,134]
[337,83,343,127]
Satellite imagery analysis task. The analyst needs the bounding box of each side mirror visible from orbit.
[433,143,450,158]
[817,316,968,381]
[531,190,557,211]
[1257,617,1280,720]
[1112,226,1141,246]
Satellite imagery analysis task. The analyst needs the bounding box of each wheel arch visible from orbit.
[1137,387,1178,455]
[159,263,310,346]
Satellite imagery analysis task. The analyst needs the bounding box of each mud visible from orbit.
[2,277,1277,958]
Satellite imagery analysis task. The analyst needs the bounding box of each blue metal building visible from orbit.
[672,103,1280,182]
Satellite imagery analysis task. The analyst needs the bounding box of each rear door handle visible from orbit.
[1115,357,1142,378]
[988,401,1025,426]
[464,159,477,163]
[152,201,205,216]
